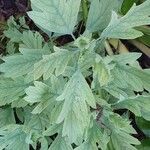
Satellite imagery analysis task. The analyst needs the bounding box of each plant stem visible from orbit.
[104,40,114,56]
[129,40,150,57]
[82,0,88,22]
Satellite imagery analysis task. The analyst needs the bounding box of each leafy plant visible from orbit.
[0,0,150,149]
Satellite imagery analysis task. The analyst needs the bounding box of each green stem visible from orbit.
[82,0,88,22]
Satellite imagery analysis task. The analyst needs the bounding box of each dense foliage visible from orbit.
[0,0,150,149]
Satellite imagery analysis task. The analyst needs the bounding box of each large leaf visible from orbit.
[0,125,29,150]
[101,0,150,39]
[28,0,81,34]
[86,0,119,32]
[56,70,96,143]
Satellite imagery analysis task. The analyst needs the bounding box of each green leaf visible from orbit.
[0,107,15,128]
[23,107,51,134]
[0,31,50,78]
[75,121,110,150]
[93,56,112,86]
[43,124,62,136]
[121,0,138,14]
[101,0,150,39]
[0,77,29,106]
[34,46,73,80]
[111,52,142,65]
[4,17,22,42]
[56,70,96,143]
[49,135,73,150]
[103,112,140,150]
[28,0,81,34]
[136,117,150,138]
[113,95,150,121]
[86,0,119,32]
[0,125,29,150]
[110,64,150,92]
[25,81,55,114]
[136,139,150,150]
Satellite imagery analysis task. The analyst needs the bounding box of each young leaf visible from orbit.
[34,46,73,80]
[113,95,150,121]
[86,0,119,32]
[28,0,81,34]
[56,70,96,143]
[0,125,29,150]
[101,0,150,39]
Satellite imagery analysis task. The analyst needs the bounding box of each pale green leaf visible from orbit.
[0,108,15,128]
[0,77,29,106]
[43,124,62,136]
[94,56,112,86]
[0,125,29,150]
[113,95,150,121]
[34,46,73,80]
[101,0,150,39]
[28,0,81,34]
[56,70,96,143]
[103,112,140,150]
[0,31,50,78]
[23,107,51,133]
[25,81,55,114]
[75,121,110,150]
[86,0,119,32]
[49,136,73,150]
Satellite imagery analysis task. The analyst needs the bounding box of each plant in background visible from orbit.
[0,0,150,149]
